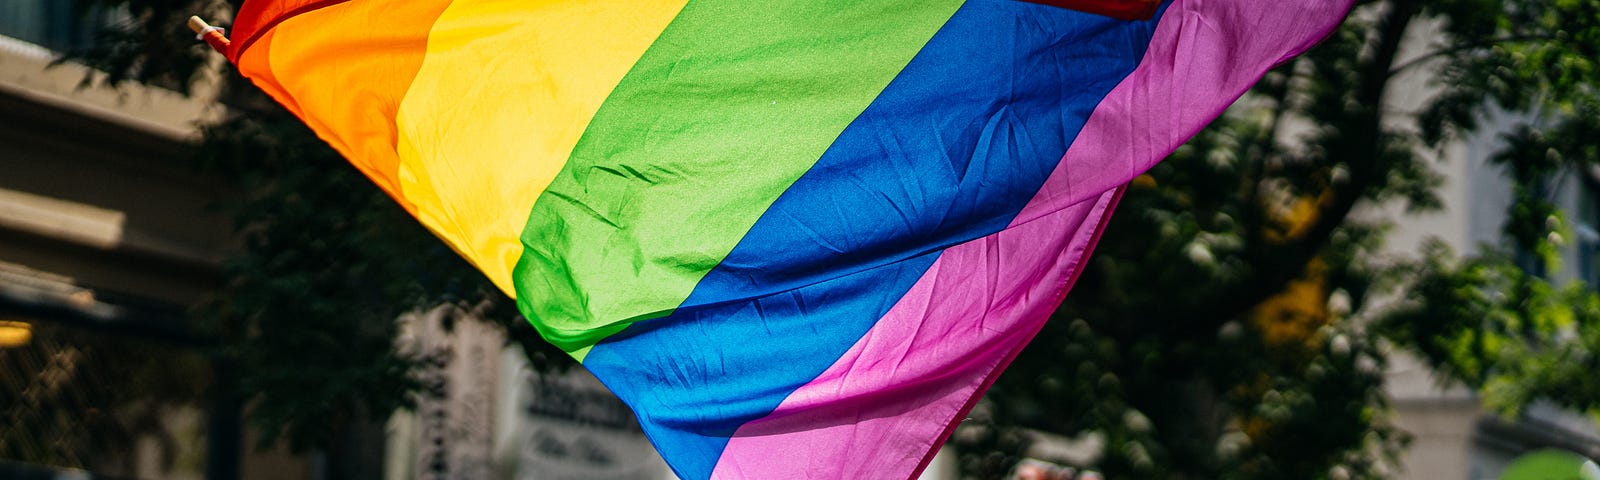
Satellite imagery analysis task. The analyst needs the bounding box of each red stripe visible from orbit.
[227,0,353,62]
[1020,0,1160,20]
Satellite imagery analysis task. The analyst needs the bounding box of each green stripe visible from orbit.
[511,0,965,357]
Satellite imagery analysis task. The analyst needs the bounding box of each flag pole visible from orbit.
[187,16,231,54]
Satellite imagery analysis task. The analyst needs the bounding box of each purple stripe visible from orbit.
[710,0,1355,477]
[711,189,1120,479]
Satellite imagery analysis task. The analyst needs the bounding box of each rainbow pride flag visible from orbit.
[224,0,1351,477]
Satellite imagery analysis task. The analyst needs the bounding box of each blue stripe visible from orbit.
[583,2,1165,478]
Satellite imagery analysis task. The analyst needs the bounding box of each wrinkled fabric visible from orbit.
[227,0,1353,478]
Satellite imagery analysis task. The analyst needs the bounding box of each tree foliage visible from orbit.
[967,0,1600,479]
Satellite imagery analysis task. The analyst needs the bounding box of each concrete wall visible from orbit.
[0,36,229,306]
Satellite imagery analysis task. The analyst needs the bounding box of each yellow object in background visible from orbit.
[0,320,32,347]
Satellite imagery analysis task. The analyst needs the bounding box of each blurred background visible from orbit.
[2,1,1599,479]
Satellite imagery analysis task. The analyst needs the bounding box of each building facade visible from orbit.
[0,8,317,480]
[1377,18,1600,480]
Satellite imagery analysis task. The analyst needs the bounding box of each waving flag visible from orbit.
[222,0,1351,477]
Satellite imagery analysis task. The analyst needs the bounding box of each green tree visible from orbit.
[967,1,1600,479]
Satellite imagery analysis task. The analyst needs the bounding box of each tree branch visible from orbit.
[1242,63,1299,251]
[1388,34,1556,76]
[1209,0,1423,327]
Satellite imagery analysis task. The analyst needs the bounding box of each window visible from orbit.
[1575,173,1600,287]
[0,1,110,52]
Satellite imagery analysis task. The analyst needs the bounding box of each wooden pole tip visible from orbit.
[187,16,210,35]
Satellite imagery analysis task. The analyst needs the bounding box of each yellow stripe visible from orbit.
[394,0,688,296]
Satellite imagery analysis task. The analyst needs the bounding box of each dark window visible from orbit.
[1577,176,1600,287]
[0,1,110,52]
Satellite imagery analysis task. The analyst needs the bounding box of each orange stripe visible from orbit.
[241,0,454,212]
[236,28,307,121]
